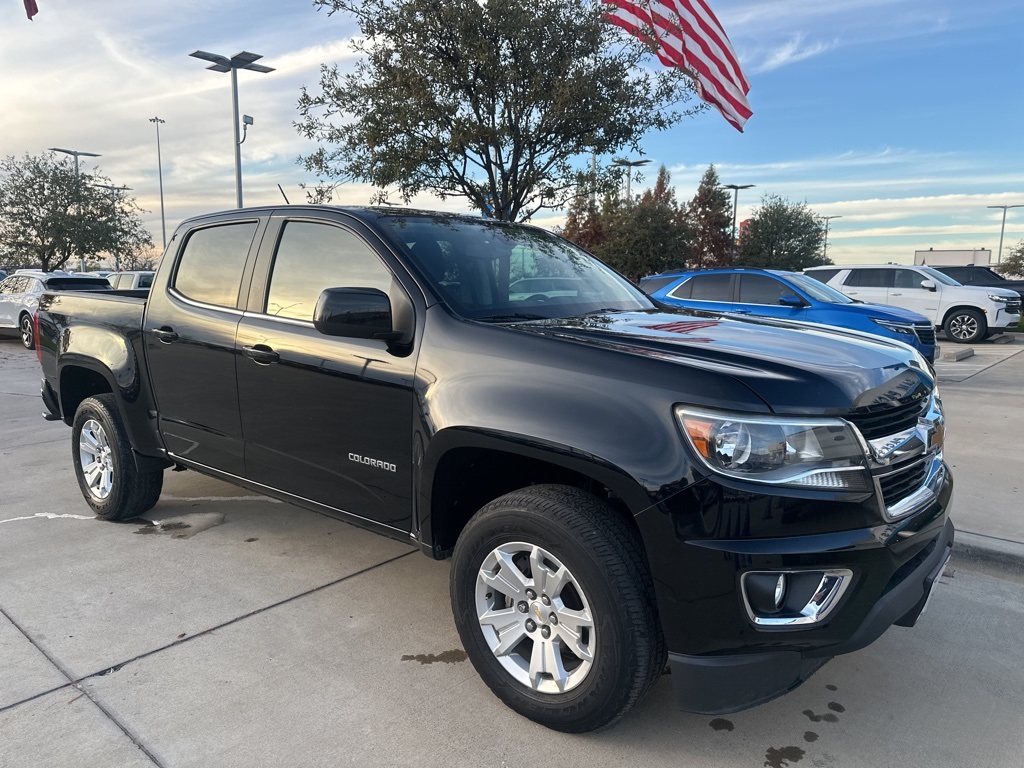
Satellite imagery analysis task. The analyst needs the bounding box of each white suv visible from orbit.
[804,264,1021,344]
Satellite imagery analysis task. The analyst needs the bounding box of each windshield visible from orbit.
[378,215,655,320]
[785,273,854,304]
[918,267,961,286]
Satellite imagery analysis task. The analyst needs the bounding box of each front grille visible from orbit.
[913,323,936,346]
[1006,300,1022,314]
[846,398,928,441]
[878,458,929,508]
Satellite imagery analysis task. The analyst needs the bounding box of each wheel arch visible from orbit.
[941,304,986,328]
[418,427,653,560]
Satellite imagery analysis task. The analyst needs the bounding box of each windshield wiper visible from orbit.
[477,313,548,322]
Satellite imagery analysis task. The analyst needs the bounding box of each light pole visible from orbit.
[48,147,101,272]
[610,158,651,204]
[91,184,131,271]
[721,183,754,261]
[986,204,1024,263]
[819,215,842,261]
[190,50,274,208]
[149,117,167,250]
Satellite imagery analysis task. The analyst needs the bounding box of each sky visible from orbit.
[1,0,1022,266]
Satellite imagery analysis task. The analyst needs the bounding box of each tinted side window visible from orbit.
[738,275,789,305]
[665,278,693,299]
[805,268,839,284]
[844,269,892,288]
[138,273,154,288]
[893,269,928,289]
[687,274,732,301]
[174,222,258,308]
[640,275,681,294]
[265,222,394,321]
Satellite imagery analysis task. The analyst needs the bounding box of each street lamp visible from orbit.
[818,215,842,262]
[610,158,651,204]
[721,183,754,261]
[986,204,1024,263]
[149,117,167,250]
[48,147,101,272]
[190,50,275,208]
[91,184,131,271]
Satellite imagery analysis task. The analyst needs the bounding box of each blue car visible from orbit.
[640,268,937,363]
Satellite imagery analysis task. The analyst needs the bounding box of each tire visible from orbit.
[19,313,34,350]
[943,308,986,344]
[450,484,665,733]
[72,394,164,521]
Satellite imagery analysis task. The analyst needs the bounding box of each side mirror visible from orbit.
[919,280,937,292]
[778,294,806,307]
[313,287,403,341]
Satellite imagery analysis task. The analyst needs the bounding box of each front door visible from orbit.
[735,274,807,321]
[235,217,417,531]
[887,269,942,320]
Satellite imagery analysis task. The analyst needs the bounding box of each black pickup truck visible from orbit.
[36,206,954,732]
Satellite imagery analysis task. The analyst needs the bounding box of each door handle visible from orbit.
[151,327,178,343]
[242,345,280,365]
[890,292,903,296]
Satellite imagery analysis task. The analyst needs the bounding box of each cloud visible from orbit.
[751,33,838,73]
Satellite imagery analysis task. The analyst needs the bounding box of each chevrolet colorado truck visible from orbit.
[36,206,954,732]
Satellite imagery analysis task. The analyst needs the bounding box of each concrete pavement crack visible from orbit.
[0,605,167,767]
[0,547,418,737]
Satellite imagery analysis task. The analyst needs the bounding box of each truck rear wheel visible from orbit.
[72,394,163,521]
[450,484,665,732]
[944,308,986,343]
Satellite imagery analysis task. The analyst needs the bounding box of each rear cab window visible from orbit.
[173,222,259,308]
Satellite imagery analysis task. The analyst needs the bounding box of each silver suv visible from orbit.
[0,273,112,349]
[805,264,1022,343]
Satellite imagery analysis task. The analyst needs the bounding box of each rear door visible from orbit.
[143,216,267,475]
[665,273,736,312]
[839,268,892,304]
[235,213,419,531]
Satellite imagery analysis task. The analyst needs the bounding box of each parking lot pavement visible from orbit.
[2,338,1023,768]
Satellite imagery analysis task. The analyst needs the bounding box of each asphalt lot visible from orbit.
[1,336,1023,768]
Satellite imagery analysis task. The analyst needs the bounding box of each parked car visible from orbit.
[932,265,1024,306]
[108,271,155,290]
[0,272,112,349]
[804,264,1022,343]
[37,206,952,732]
[640,268,937,363]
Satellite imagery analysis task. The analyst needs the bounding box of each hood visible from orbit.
[957,284,1019,299]
[829,301,932,324]
[503,310,932,415]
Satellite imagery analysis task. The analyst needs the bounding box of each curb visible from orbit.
[950,530,1024,583]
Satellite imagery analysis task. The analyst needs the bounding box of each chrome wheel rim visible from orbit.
[949,314,978,341]
[20,315,32,347]
[475,542,595,694]
[79,419,114,500]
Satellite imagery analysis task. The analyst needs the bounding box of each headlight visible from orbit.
[987,294,1009,303]
[871,318,915,335]
[676,407,870,490]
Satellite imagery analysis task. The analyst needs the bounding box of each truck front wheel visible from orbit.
[944,308,986,343]
[450,484,665,732]
[72,394,163,521]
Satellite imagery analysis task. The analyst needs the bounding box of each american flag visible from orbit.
[605,0,752,132]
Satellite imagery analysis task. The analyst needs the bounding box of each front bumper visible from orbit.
[637,458,954,715]
[666,517,953,714]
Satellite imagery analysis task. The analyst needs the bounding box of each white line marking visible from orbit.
[0,513,95,525]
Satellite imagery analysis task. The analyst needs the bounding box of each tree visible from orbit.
[735,194,830,271]
[996,240,1024,278]
[0,153,153,272]
[685,165,732,269]
[562,165,690,283]
[296,0,701,221]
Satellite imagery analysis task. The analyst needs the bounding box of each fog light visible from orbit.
[773,574,787,609]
